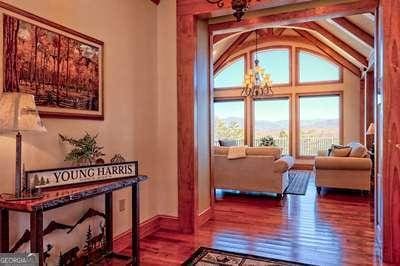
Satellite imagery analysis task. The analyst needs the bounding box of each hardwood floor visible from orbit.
[117,173,380,265]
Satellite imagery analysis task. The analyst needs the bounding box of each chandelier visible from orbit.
[242,30,273,97]
[206,0,259,22]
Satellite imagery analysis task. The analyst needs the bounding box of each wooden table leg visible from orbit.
[0,209,9,252]
[104,192,131,262]
[132,183,140,266]
[30,210,43,266]
[105,191,113,253]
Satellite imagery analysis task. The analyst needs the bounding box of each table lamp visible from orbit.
[0,92,46,199]
[366,123,375,135]
[366,122,375,153]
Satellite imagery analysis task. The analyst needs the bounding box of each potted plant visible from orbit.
[59,132,105,166]
[258,136,276,147]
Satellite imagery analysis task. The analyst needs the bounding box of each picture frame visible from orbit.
[0,3,104,120]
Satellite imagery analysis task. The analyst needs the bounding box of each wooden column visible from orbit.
[0,209,9,252]
[177,13,198,234]
[365,71,374,149]
[378,0,400,263]
[30,210,43,266]
[360,77,365,144]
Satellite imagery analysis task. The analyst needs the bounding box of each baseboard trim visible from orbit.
[113,214,180,251]
[159,215,180,231]
[198,207,213,227]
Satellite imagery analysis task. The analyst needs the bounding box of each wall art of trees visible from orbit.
[4,15,100,111]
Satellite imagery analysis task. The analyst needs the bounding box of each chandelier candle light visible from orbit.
[242,30,273,97]
[0,92,46,200]
[206,0,260,21]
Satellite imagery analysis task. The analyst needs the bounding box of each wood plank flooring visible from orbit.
[116,173,381,265]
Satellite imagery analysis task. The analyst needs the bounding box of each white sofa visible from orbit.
[314,142,372,193]
[213,147,294,198]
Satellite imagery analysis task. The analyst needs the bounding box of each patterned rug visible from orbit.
[284,171,311,195]
[183,247,315,265]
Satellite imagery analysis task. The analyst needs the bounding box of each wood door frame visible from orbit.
[376,0,400,263]
[176,0,378,235]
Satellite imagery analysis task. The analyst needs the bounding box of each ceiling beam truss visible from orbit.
[331,17,374,47]
[214,31,253,73]
[294,29,361,76]
[296,22,368,67]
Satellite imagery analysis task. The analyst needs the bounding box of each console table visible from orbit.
[0,176,147,266]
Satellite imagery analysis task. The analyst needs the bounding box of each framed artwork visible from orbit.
[2,8,104,119]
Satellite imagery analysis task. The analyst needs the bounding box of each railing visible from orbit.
[299,136,339,156]
[215,136,339,157]
[214,139,244,146]
[254,137,289,155]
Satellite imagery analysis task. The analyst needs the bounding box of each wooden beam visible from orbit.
[297,22,368,67]
[178,0,313,16]
[232,35,311,55]
[213,32,237,44]
[332,17,374,47]
[275,28,286,36]
[213,35,311,71]
[379,0,400,263]
[177,14,198,234]
[209,0,377,34]
[214,31,252,73]
[294,29,361,76]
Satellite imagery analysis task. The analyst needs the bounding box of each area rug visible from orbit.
[183,247,314,265]
[284,171,311,195]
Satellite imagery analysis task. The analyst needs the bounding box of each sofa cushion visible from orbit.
[227,146,247,160]
[347,142,369,158]
[214,146,229,155]
[246,147,281,160]
[214,146,281,160]
[330,145,352,157]
[315,156,372,170]
[273,156,294,173]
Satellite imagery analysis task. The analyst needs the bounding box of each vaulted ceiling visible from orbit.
[213,13,374,76]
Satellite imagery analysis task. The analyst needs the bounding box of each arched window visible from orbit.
[214,56,245,88]
[253,48,290,85]
[297,49,342,84]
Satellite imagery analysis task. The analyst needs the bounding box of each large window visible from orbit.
[254,98,290,154]
[253,48,290,85]
[214,100,245,146]
[298,94,341,157]
[297,50,341,84]
[214,57,245,88]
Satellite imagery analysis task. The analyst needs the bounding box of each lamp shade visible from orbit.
[366,122,375,135]
[0,92,46,133]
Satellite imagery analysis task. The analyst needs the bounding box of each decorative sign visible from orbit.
[26,161,138,189]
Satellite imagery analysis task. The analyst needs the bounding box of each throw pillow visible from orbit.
[330,144,351,157]
[219,140,237,147]
[227,146,247,160]
[348,142,369,158]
